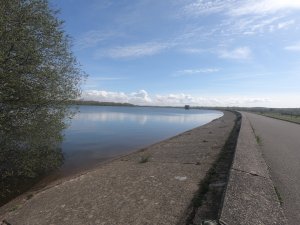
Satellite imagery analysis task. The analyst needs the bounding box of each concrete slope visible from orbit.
[220,112,287,225]
[0,112,235,225]
[244,112,300,225]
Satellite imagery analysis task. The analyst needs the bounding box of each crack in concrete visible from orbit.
[145,161,215,166]
[231,167,268,180]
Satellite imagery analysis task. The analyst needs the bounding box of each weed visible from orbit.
[274,186,283,206]
[250,123,262,146]
[139,155,150,163]
[256,135,262,145]
[9,204,21,212]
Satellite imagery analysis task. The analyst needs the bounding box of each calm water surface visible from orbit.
[60,106,223,174]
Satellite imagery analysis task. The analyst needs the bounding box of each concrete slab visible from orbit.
[232,116,269,178]
[219,112,287,225]
[220,170,286,225]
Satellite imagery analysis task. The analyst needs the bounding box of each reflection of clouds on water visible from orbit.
[73,110,223,125]
[74,112,148,124]
[63,108,224,170]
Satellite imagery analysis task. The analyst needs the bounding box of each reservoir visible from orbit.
[60,106,223,174]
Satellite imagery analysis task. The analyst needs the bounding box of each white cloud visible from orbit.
[155,93,196,106]
[216,15,296,36]
[181,1,299,40]
[277,19,295,29]
[183,0,300,17]
[284,42,300,51]
[181,48,205,54]
[219,47,252,60]
[96,42,171,59]
[183,0,232,16]
[130,90,152,104]
[173,68,219,77]
[82,90,152,105]
[83,90,129,103]
[81,89,275,107]
[230,0,300,16]
[243,16,282,34]
[75,30,118,50]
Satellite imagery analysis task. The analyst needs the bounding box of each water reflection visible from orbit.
[62,106,223,173]
[0,105,65,205]
[73,107,222,125]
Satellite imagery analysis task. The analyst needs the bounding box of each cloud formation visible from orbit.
[184,0,300,17]
[284,42,300,51]
[182,0,300,37]
[81,89,272,107]
[82,90,152,104]
[96,42,171,59]
[230,0,300,16]
[75,30,118,50]
[219,47,252,59]
[173,68,219,77]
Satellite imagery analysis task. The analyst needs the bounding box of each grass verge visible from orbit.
[259,113,300,125]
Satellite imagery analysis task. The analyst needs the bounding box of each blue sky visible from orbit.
[50,0,300,107]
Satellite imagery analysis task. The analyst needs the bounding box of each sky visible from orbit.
[50,0,300,107]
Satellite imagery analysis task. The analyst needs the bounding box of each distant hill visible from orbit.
[69,100,135,107]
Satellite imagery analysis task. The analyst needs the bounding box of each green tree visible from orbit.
[0,0,86,204]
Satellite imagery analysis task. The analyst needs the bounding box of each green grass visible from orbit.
[274,186,283,206]
[260,112,300,124]
[255,135,262,145]
[9,204,21,212]
[139,155,150,163]
[250,123,262,146]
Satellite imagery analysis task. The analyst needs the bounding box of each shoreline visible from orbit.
[19,114,226,196]
[1,110,223,207]
[1,111,236,224]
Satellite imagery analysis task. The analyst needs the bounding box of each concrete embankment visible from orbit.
[219,112,287,225]
[0,111,236,225]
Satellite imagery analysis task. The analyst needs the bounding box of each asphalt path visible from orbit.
[244,112,300,225]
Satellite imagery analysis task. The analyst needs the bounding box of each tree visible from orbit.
[0,0,86,204]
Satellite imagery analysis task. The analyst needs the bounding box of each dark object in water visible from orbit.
[185,105,190,110]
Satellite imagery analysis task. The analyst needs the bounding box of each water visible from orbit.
[60,106,223,174]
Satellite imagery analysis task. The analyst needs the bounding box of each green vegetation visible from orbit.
[9,205,21,212]
[274,186,283,206]
[0,0,85,205]
[259,112,300,124]
[196,106,300,117]
[196,106,300,124]
[250,123,262,146]
[255,135,262,145]
[139,155,151,163]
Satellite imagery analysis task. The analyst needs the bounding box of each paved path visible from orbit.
[244,112,300,225]
[0,112,236,225]
[220,112,286,225]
